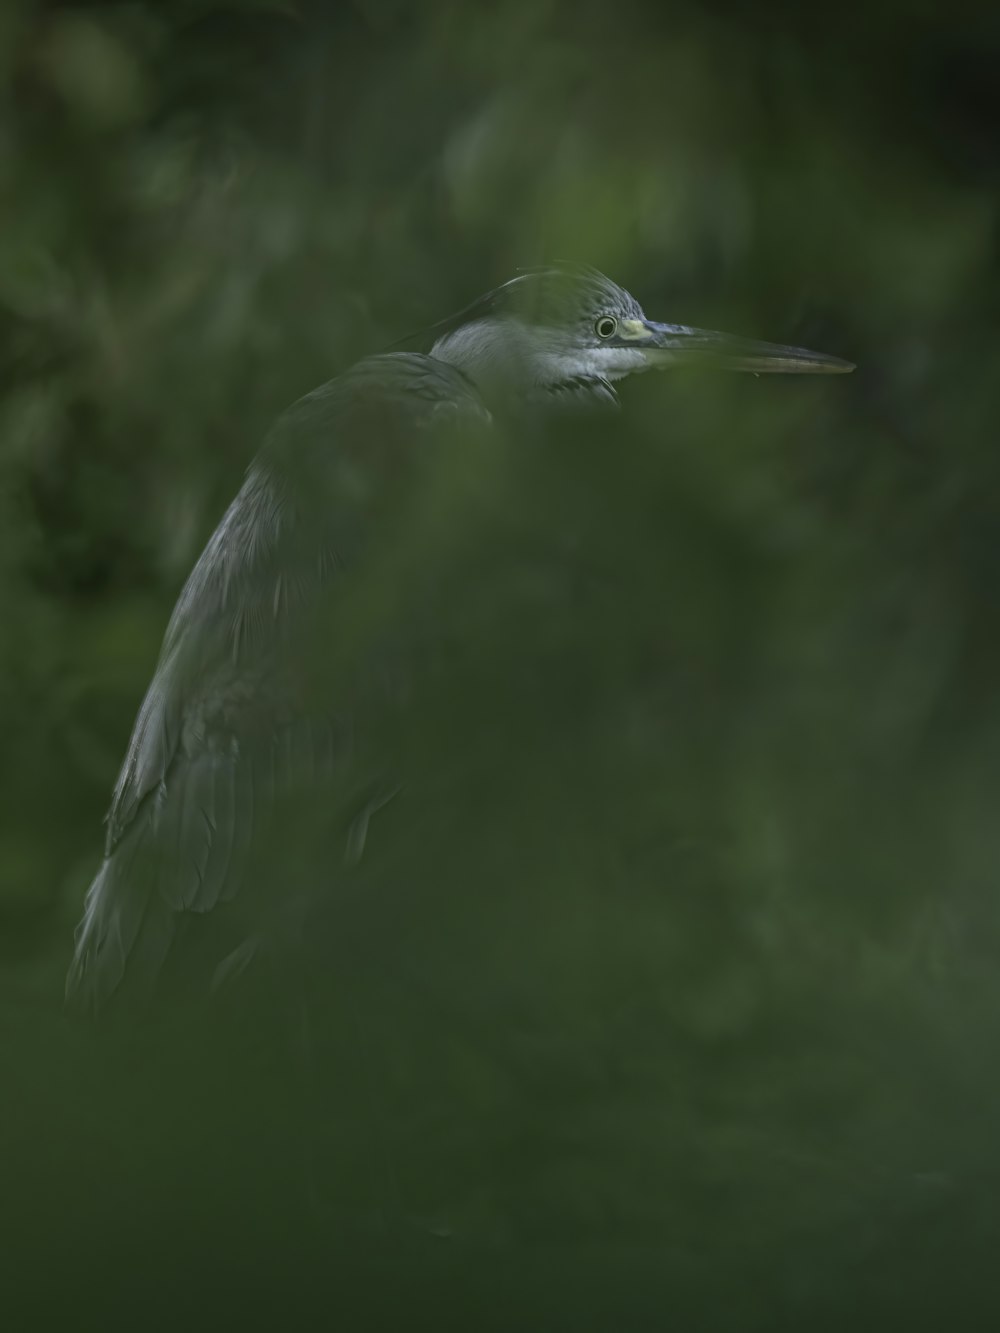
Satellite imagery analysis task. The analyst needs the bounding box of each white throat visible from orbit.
[431,317,647,404]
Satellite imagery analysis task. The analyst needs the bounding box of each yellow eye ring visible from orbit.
[595,316,617,339]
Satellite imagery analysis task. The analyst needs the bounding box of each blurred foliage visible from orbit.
[3,0,1000,1328]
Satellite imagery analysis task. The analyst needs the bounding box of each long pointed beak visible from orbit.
[625,320,854,375]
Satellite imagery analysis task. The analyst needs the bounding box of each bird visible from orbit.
[66,263,853,1012]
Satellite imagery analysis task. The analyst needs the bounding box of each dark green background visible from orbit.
[3,1,1000,1327]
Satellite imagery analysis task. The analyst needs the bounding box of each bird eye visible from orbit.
[595,316,617,339]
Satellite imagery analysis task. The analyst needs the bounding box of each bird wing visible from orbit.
[67,353,490,1011]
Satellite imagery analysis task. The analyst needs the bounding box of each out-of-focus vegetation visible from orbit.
[3,0,1000,1328]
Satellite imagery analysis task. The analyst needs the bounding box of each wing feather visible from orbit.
[195,753,236,913]
[66,351,490,1009]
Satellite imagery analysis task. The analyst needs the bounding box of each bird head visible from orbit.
[430,264,853,409]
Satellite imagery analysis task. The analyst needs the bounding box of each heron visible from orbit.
[66,264,853,1012]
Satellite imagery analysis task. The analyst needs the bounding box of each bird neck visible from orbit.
[431,317,618,414]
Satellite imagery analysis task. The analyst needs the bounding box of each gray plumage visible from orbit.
[67,354,486,1010]
[67,266,852,1011]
